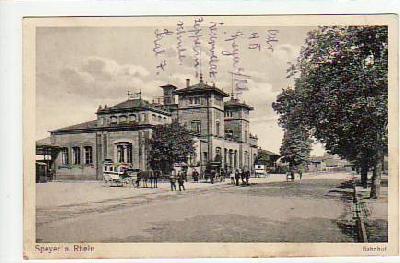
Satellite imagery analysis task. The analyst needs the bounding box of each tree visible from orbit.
[272,86,312,173]
[279,26,387,198]
[279,126,312,172]
[147,121,196,174]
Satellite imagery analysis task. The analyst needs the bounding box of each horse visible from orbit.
[137,171,149,188]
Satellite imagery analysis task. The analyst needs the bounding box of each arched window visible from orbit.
[116,143,133,163]
[216,120,220,136]
[129,114,137,122]
[110,116,117,124]
[119,115,127,123]
[158,115,162,122]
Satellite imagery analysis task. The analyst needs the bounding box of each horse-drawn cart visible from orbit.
[103,161,140,187]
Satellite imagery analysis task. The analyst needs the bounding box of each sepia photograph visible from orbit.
[23,15,398,259]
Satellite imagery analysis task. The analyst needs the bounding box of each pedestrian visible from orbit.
[178,171,186,191]
[235,169,240,186]
[245,170,250,185]
[153,170,159,188]
[240,169,246,185]
[192,168,199,182]
[299,169,303,180]
[169,169,177,191]
[230,170,235,184]
[135,172,141,188]
[220,169,225,182]
[210,169,215,184]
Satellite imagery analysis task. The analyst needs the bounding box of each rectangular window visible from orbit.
[61,147,69,165]
[72,146,81,165]
[84,146,93,164]
[127,144,133,163]
[216,121,220,136]
[189,97,201,105]
[191,120,201,134]
[117,145,125,163]
[203,152,208,164]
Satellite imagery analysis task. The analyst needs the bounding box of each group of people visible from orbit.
[229,169,251,186]
[167,167,252,191]
[169,169,187,191]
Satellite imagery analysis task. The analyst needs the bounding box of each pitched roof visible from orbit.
[51,120,98,132]
[107,98,151,110]
[36,136,52,146]
[224,98,254,110]
[175,81,229,97]
[98,98,171,115]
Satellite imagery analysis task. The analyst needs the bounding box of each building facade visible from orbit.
[46,76,259,180]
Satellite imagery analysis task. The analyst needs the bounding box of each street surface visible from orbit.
[36,172,382,243]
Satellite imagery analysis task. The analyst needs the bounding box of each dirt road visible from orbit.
[36,172,356,242]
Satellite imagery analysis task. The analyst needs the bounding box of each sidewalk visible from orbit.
[354,174,388,242]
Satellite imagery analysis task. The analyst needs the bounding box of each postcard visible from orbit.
[23,14,399,259]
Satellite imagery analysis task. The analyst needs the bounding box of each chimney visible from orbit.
[186,79,190,88]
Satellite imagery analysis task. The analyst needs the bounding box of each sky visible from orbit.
[35,21,325,155]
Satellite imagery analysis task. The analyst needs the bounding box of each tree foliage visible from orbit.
[274,26,388,196]
[279,127,312,169]
[291,26,387,164]
[148,121,196,173]
[272,81,312,170]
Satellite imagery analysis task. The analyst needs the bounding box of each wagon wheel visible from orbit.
[103,178,110,187]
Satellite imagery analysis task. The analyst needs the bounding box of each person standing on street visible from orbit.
[210,169,215,184]
[178,171,186,191]
[240,169,246,185]
[220,169,226,182]
[230,170,235,184]
[169,169,177,191]
[192,168,199,182]
[235,169,240,186]
[153,170,159,188]
[245,170,250,185]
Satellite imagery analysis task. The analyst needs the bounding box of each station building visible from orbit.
[43,76,259,180]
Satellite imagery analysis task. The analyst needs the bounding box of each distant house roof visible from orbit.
[224,98,254,110]
[36,137,61,155]
[36,136,52,146]
[175,79,229,97]
[51,120,98,133]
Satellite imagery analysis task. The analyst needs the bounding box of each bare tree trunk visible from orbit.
[360,164,368,188]
[370,152,383,199]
